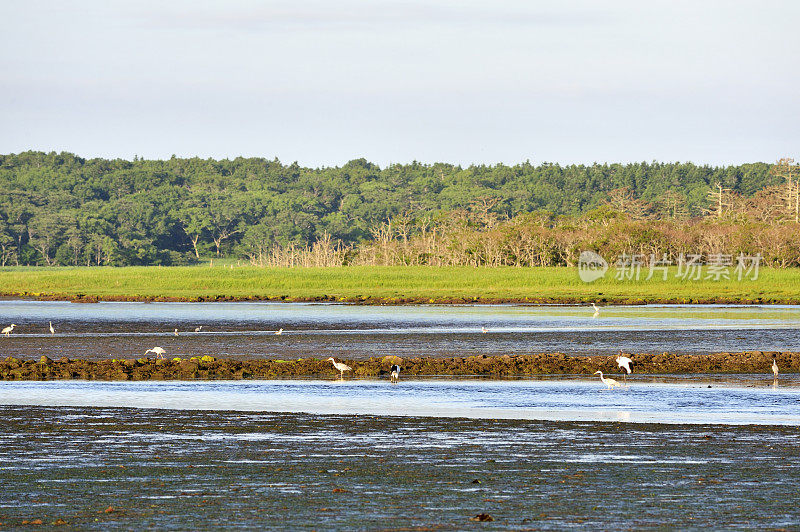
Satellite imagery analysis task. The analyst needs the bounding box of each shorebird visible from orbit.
[327,357,352,378]
[481,326,488,334]
[145,346,166,359]
[275,328,283,335]
[2,324,16,337]
[592,303,600,318]
[772,358,779,379]
[49,321,55,335]
[174,328,179,336]
[390,364,401,384]
[594,370,621,390]
[195,326,203,333]
[616,353,633,382]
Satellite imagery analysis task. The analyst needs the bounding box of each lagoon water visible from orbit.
[1,300,800,359]
[1,377,799,425]
[2,300,800,528]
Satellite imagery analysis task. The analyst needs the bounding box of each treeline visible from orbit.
[0,151,793,267]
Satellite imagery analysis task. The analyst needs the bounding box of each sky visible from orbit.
[2,0,798,167]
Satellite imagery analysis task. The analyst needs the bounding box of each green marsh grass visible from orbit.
[1,265,799,303]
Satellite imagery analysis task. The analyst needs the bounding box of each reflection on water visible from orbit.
[1,378,798,425]
[0,301,799,359]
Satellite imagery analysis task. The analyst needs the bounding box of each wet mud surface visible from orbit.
[3,301,800,361]
[0,406,799,530]
[1,351,797,381]
[5,328,800,362]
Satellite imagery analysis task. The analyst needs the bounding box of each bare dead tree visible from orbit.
[657,190,689,219]
[705,182,733,219]
[470,196,501,228]
[746,185,786,223]
[605,187,651,220]
[771,157,800,223]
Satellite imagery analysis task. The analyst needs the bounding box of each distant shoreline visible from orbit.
[2,292,799,305]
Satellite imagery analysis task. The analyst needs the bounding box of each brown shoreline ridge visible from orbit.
[1,352,797,381]
[2,291,800,305]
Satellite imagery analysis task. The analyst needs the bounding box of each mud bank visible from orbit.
[4,291,800,305]
[0,351,796,381]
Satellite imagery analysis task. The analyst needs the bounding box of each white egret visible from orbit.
[2,324,16,337]
[481,326,488,334]
[49,321,55,335]
[772,358,779,379]
[195,326,203,333]
[616,353,633,382]
[592,303,600,318]
[275,328,283,335]
[327,357,352,378]
[594,370,620,390]
[174,328,179,336]
[145,346,166,359]
[390,364,401,383]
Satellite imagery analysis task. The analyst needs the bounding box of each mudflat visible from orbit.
[1,406,798,529]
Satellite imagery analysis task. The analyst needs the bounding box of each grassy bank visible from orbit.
[1,265,800,304]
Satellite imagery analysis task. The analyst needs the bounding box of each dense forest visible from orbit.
[0,151,797,267]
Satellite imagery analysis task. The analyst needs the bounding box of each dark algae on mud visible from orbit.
[1,351,798,381]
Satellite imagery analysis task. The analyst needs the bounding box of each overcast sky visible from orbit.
[2,1,798,166]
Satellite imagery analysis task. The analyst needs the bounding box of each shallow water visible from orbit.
[1,301,800,359]
[1,406,799,530]
[1,378,798,425]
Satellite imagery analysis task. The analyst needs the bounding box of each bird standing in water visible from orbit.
[390,364,401,383]
[195,326,203,333]
[592,303,600,318]
[275,328,283,335]
[49,321,55,335]
[594,370,620,390]
[772,358,779,380]
[616,353,633,382]
[2,324,15,337]
[145,346,166,359]
[327,357,352,378]
[174,328,179,336]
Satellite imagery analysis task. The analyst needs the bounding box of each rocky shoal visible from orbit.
[0,351,796,381]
